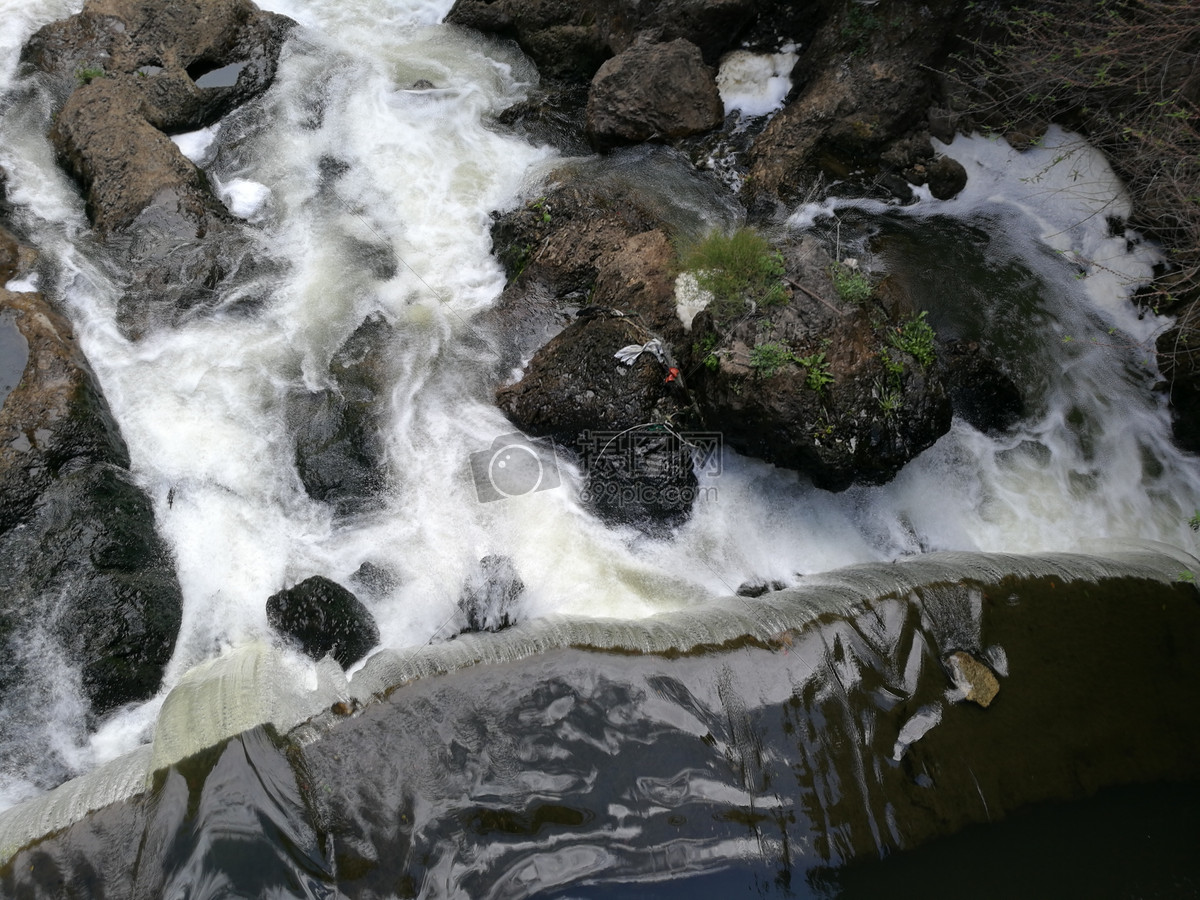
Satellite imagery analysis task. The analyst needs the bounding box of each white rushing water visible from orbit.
[2,0,1199,811]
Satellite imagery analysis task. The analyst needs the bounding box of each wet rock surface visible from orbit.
[945,649,1000,707]
[0,464,183,714]
[291,315,393,515]
[0,206,182,716]
[0,281,130,532]
[444,0,763,84]
[496,310,698,528]
[489,175,954,503]
[744,0,964,212]
[266,575,380,669]
[942,339,1025,434]
[22,0,295,336]
[482,177,673,367]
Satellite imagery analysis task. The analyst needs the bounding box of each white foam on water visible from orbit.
[215,177,272,219]
[171,125,221,164]
[716,45,798,118]
[933,127,1161,341]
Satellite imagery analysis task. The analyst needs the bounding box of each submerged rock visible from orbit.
[945,650,1000,708]
[291,315,392,515]
[586,39,724,151]
[458,555,525,634]
[942,339,1025,433]
[266,575,380,669]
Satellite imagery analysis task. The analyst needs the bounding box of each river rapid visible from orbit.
[1,0,1198,836]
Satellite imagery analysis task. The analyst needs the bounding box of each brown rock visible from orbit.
[0,225,19,282]
[586,39,724,150]
[51,76,224,235]
[22,0,293,336]
[482,180,669,366]
[926,155,968,201]
[591,229,685,352]
[945,650,1000,708]
[746,0,961,210]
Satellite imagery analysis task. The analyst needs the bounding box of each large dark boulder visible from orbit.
[497,311,698,529]
[497,312,683,443]
[267,576,380,669]
[0,463,183,714]
[745,0,963,212]
[586,39,724,151]
[1,227,181,716]
[688,237,953,490]
[444,0,610,82]
[0,283,129,533]
[22,0,295,337]
[445,0,762,83]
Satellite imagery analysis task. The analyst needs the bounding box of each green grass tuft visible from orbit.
[680,228,787,321]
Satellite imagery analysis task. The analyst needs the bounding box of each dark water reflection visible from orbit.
[4,573,1200,898]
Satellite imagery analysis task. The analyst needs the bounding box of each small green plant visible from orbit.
[840,4,881,53]
[878,389,902,417]
[1178,570,1196,584]
[530,197,551,224]
[1189,509,1200,532]
[829,260,873,304]
[679,228,787,321]
[693,333,721,372]
[889,310,937,367]
[749,341,794,378]
[75,65,105,85]
[796,352,834,392]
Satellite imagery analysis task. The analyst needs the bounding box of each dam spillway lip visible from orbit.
[1,542,1197,867]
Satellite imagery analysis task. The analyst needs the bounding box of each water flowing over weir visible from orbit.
[2,548,1200,896]
[2,0,1200,890]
